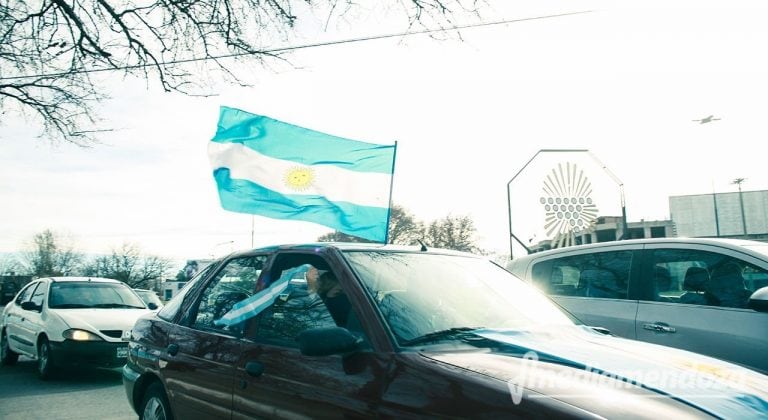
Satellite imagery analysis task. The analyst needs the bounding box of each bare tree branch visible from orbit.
[0,0,483,145]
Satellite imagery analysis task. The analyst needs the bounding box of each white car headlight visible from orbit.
[62,329,104,341]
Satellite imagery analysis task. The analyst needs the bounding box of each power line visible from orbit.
[0,10,591,82]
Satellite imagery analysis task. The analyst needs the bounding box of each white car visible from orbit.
[0,277,152,379]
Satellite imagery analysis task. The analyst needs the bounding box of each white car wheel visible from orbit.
[37,337,56,380]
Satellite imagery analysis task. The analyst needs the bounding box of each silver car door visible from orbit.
[528,249,638,338]
[636,245,768,374]
[636,302,768,373]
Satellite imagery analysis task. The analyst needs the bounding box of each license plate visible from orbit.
[117,346,128,358]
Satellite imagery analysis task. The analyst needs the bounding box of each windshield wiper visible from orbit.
[49,303,92,309]
[400,327,482,347]
[92,303,145,309]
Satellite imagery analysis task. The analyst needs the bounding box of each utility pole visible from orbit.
[731,178,748,238]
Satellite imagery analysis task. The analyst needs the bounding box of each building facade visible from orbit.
[526,189,768,254]
[670,190,768,240]
[530,216,676,252]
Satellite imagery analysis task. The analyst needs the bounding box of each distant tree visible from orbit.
[387,205,425,245]
[0,0,482,144]
[317,230,373,244]
[317,204,424,244]
[21,229,84,277]
[0,255,24,275]
[82,243,172,288]
[423,214,481,253]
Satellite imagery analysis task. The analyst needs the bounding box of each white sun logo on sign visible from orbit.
[284,167,314,191]
[540,162,598,248]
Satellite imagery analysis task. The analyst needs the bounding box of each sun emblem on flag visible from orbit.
[540,162,598,248]
[284,167,314,191]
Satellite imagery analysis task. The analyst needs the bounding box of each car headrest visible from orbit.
[551,266,564,285]
[683,267,709,291]
[581,269,622,298]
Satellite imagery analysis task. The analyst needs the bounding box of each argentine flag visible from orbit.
[208,106,397,243]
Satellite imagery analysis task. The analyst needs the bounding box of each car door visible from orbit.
[22,279,47,349]
[3,281,40,356]
[636,245,768,373]
[161,255,267,419]
[526,248,640,338]
[232,252,385,419]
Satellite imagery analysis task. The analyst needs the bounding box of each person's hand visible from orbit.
[306,266,319,291]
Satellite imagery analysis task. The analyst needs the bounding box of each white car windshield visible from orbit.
[344,251,576,345]
[49,282,146,309]
[135,290,163,307]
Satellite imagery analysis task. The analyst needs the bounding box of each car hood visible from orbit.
[424,326,768,418]
[52,308,152,333]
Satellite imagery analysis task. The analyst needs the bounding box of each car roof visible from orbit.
[224,242,481,259]
[44,276,123,284]
[513,237,768,261]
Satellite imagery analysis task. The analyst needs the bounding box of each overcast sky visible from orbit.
[2,0,767,261]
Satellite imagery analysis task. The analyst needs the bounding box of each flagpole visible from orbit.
[383,140,398,245]
[251,215,254,248]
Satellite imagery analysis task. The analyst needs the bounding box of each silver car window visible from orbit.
[651,249,763,309]
[531,251,633,299]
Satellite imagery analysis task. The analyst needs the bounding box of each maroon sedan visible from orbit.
[123,243,768,419]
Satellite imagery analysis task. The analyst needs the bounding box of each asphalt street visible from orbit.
[0,357,136,420]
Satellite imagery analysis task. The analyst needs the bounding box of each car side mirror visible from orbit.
[748,286,768,312]
[147,302,158,310]
[20,301,40,311]
[297,327,360,357]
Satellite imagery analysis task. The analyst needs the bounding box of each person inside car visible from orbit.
[316,271,351,327]
[706,261,752,308]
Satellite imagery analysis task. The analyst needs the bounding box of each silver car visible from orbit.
[507,237,768,374]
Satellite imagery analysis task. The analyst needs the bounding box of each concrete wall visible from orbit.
[670,190,768,237]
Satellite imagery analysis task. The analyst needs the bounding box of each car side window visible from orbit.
[247,256,368,349]
[532,251,632,299]
[159,262,218,322]
[14,282,38,306]
[253,279,342,347]
[29,281,46,309]
[651,249,761,309]
[189,256,267,335]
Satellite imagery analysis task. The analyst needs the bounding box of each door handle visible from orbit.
[166,343,179,356]
[245,361,264,377]
[643,323,676,333]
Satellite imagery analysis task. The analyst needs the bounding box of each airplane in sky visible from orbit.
[693,115,721,124]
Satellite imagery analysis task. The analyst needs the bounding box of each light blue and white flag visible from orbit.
[213,264,310,327]
[209,106,397,243]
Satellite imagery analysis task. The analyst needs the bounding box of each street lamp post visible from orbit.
[731,178,748,238]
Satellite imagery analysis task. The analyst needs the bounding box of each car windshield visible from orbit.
[135,290,163,307]
[344,251,576,346]
[49,282,146,309]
